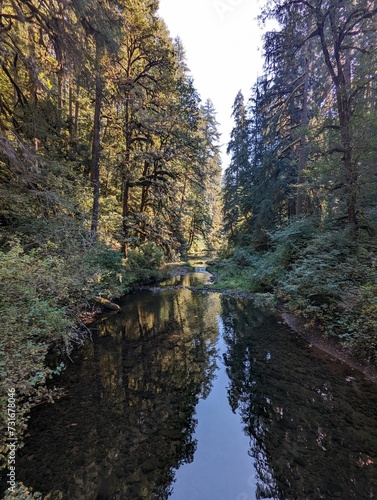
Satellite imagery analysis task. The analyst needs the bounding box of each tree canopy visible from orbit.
[0,0,222,256]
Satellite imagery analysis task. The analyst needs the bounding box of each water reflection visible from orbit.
[159,271,212,288]
[170,318,254,500]
[14,289,220,499]
[221,296,377,499]
[7,285,377,500]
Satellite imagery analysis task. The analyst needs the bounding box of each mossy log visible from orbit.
[94,296,121,311]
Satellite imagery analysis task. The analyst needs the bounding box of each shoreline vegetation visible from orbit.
[205,237,377,384]
[0,252,376,498]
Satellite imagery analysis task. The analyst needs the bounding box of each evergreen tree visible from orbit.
[223,91,252,242]
[263,0,377,236]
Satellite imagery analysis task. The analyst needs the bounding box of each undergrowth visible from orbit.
[0,237,165,478]
[209,220,377,365]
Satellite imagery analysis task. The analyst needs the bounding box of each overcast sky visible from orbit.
[158,0,266,170]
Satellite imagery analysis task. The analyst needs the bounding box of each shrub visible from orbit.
[126,242,164,270]
[119,243,164,286]
[84,244,126,298]
[0,242,74,466]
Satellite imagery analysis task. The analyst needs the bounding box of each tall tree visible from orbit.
[223,90,252,242]
[264,0,377,235]
[73,0,123,242]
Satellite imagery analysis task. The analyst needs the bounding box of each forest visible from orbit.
[0,0,222,468]
[220,0,377,366]
[0,0,377,491]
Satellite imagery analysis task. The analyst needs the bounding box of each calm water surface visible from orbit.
[5,273,377,499]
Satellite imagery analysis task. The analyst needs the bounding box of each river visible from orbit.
[6,272,377,499]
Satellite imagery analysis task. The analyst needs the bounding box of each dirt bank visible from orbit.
[282,312,377,385]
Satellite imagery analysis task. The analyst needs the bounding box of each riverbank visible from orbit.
[0,242,168,478]
[207,255,377,384]
[282,313,377,385]
[1,258,376,498]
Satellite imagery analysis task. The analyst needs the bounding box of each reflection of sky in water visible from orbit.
[171,318,256,500]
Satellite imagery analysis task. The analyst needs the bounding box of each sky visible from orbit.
[158,0,267,170]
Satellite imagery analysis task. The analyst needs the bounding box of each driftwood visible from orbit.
[94,296,121,311]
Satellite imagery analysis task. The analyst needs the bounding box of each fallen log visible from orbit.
[94,296,121,311]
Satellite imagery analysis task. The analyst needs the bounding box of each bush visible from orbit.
[231,247,260,267]
[84,244,126,298]
[274,229,377,362]
[126,242,164,270]
[119,243,164,285]
[212,223,377,366]
[0,242,74,466]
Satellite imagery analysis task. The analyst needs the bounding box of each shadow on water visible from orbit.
[3,277,377,499]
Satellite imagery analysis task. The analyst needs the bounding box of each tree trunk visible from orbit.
[337,84,358,233]
[296,51,310,216]
[90,41,103,243]
[122,88,132,256]
[139,161,150,213]
[74,89,79,141]
[122,170,130,256]
[68,85,74,142]
[318,19,358,236]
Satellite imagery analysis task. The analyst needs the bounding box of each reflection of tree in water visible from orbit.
[221,296,377,500]
[15,289,220,500]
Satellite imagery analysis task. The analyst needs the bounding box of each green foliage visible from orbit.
[0,242,72,467]
[126,242,164,269]
[231,247,260,267]
[3,483,63,499]
[124,243,165,283]
[223,91,252,242]
[84,244,127,298]
[275,230,377,361]
[209,250,264,293]
[214,225,377,365]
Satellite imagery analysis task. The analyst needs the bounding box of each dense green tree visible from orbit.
[242,76,294,246]
[100,14,222,257]
[197,99,222,251]
[223,90,252,242]
[224,0,377,248]
[0,0,221,254]
[262,0,377,235]
[72,0,123,241]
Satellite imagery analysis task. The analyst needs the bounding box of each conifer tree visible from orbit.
[223,91,252,242]
[263,0,377,236]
